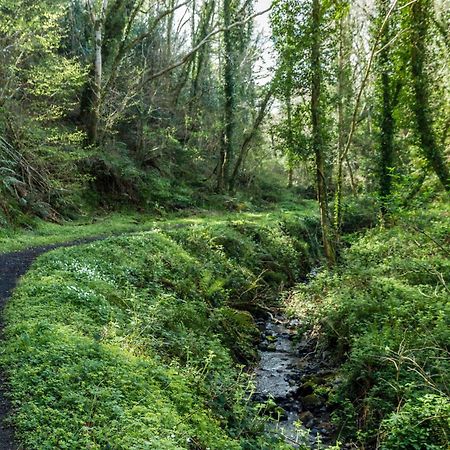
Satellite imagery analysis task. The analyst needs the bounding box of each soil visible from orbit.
[0,237,103,450]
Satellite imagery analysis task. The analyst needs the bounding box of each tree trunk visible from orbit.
[311,0,335,265]
[288,166,293,188]
[218,0,236,192]
[334,15,346,234]
[378,0,395,219]
[229,88,272,192]
[87,16,103,146]
[286,86,294,188]
[410,0,450,191]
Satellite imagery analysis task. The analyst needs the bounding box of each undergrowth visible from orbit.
[1,212,320,449]
[288,204,450,449]
[0,200,316,254]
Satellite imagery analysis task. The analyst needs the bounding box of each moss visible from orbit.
[0,201,317,253]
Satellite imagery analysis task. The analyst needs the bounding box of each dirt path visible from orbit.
[0,237,103,450]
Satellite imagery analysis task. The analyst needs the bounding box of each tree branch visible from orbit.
[102,0,191,96]
[339,0,399,166]
[139,5,272,85]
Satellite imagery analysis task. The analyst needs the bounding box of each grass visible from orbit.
[0,200,317,254]
[1,208,321,450]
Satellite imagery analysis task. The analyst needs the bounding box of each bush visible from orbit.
[380,394,450,450]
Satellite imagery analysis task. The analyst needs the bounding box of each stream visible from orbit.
[254,313,337,448]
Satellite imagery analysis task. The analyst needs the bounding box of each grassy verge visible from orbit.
[1,210,320,449]
[0,201,317,254]
[288,204,450,449]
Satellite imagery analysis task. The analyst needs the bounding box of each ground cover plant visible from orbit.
[1,211,321,449]
[0,0,449,447]
[0,199,316,254]
[288,204,450,448]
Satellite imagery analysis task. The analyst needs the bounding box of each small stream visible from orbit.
[254,314,336,448]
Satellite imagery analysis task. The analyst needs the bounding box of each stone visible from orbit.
[302,394,324,408]
[298,410,314,423]
[298,381,314,396]
[318,421,334,433]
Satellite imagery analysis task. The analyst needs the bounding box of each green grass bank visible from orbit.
[1,209,320,449]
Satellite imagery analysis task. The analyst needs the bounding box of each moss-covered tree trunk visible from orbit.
[378,0,395,219]
[334,13,351,235]
[410,0,450,191]
[217,0,236,192]
[229,88,272,192]
[286,85,294,188]
[81,0,136,146]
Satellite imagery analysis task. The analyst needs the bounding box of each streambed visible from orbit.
[254,314,337,448]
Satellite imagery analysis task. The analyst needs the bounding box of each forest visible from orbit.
[0,0,448,449]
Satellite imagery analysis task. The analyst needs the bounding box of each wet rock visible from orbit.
[254,313,339,447]
[302,394,324,409]
[303,374,327,386]
[318,421,335,434]
[299,410,314,423]
[298,381,314,396]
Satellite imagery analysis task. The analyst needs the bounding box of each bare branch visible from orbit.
[123,0,191,55]
[339,0,399,166]
[140,5,273,84]
[102,0,190,97]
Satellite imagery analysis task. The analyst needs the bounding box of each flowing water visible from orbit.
[254,314,336,448]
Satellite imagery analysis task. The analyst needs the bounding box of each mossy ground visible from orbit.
[0,200,316,254]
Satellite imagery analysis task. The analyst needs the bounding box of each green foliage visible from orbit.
[0,202,318,253]
[0,0,88,222]
[288,204,450,448]
[380,394,450,449]
[1,213,316,449]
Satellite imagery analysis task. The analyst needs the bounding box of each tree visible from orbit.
[217,0,237,192]
[311,0,335,264]
[229,86,273,192]
[333,1,352,234]
[376,0,401,219]
[217,0,256,193]
[409,0,450,192]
